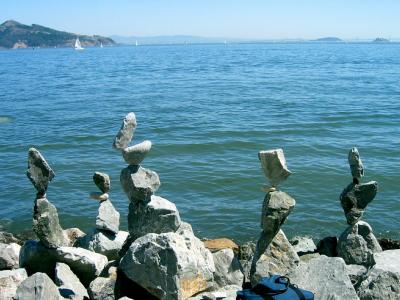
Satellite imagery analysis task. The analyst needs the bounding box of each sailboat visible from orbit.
[135,40,139,46]
[100,42,104,48]
[74,38,84,50]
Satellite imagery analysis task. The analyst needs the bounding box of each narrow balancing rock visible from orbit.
[93,171,110,193]
[113,112,137,150]
[348,147,364,183]
[258,149,292,188]
[27,148,55,197]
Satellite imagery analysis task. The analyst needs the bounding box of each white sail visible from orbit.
[74,38,84,50]
[100,42,103,48]
[135,40,138,46]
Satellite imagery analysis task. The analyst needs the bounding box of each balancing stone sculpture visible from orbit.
[250,149,299,286]
[337,147,382,266]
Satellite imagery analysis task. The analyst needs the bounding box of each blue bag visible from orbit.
[236,275,314,300]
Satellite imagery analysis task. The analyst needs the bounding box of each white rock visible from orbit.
[55,262,89,300]
[14,272,62,300]
[0,242,20,270]
[0,268,28,300]
[212,249,244,288]
[289,236,317,255]
[187,285,241,300]
[122,140,152,165]
[113,112,137,150]
[96,199,120,234]
[258,149,292,187]
[90,192,109,201]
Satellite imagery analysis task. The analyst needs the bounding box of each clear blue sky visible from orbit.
[1,0,399,39]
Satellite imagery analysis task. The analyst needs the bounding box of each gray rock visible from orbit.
[113,112,137,150]
[372,249,400,274]
[250,230,299,286]
[337,221,382,266]
[289,236,316,255]
[238,241,255,261]
[90,192,109,201]
[0,268,28,300]
[120,232,215,300]
[26,148,55,196]
[33,197,67,248]
[187,285,242,300]
[78,230,128,261]
[96,200,120,234]
[212,249,244,288]
[14,272,62,300]
[289,256,358,300]
[345,264,367,288]
[128,195,181,239]
[93,172,110,193]
[258,149,292,187]
[299,253,320,263]
[348,147,364,182]
[0,231,21,245]
[0,242,20,270]
[122,140,152,165]
[340,181,378,225]
[120,165,160,204]
[64,228,86,247]
[317,236,338,257]
[55,262,89,299]
[88,277,116,300]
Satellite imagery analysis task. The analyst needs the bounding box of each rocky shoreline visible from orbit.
[0,112,399,300]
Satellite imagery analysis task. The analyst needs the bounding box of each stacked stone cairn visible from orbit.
[78,172,129,261]
[249,149,299,286]
[113,112,215,300]
[336,147,382,266]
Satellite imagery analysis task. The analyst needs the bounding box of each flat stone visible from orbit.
[337,221,382,266]
[289,236,317,255]
[96,200,120,234]
[316,236,338,257]
[90,192,109,201]
[14,272,62,300]
[258,149,292,187]
[348,147,364,181]
[340,181,378,225]
[88,276,116,300]
[33,197,67,248]
[212,248,244,288]
[113,112,137,150]
[55,262,89,299]
[372,249,400,274]
[0,268,28,300]
[187,285,241,300]
[26,148,55,196]
[120,165,160,204]
[203,238,239,253]
[122,140,152,165]
[93,172,110,193]
[0,242,20,270]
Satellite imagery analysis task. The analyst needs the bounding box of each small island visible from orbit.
[312,37,343,42]
[372,38,390,43]
[0,20,116,49]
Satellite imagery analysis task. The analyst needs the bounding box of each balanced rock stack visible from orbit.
[113,112,215,300]
[337,147,382,266]
[78,172,129,260]
[250,149,299,286]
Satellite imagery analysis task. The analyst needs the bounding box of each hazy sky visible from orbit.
[1,0,399,39]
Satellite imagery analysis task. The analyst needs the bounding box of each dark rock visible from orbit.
[378,238,400,250]
[317,236,338,257]
[26,148,55,197]
[238,241,256,261]
[93,172,110,193]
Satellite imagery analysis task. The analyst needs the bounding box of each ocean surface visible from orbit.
[0,43,399,243]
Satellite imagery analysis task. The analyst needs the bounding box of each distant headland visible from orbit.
[372,38,390,43]
[312,37,343,42]
[0,20,116,49]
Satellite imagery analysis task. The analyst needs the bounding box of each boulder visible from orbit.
[288,256,358,300]
[238,242,256,261]
[14,272,62,300]
[212,249,243,288]
[120,232,215,300]
[250,230,299,286]
[203,238,239,253]
[316,236,337,257]
[0,242,20,270]
[88,276,116,300]
[0,268,28,300]
[26,148,55,196]
[120,165,160,204]
[64,228,86,247]
[299,253,320,263]
[340,181,378,225]
[93,172,110,193]
[128,195,181,239]
[55,262,89,299]
[337,221,382,266]
[372,249,400,274]
[33,197,67,248]
[345,264,367,288]
[187,285,242,300]
[289,236,316,255]
[113,112,137,150]
[348,147,364,181]
[0,231,21,245]
[96,200,120,234]
[122,140,152,165]
[378,237,400,250]
[258,149,292,187]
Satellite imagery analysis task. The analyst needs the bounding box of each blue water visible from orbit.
[0,43,399,243]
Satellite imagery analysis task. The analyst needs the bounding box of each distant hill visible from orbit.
[312,37,343,42]
[111,35,227,45]
[372,38,390,43]
[0,20,115,49]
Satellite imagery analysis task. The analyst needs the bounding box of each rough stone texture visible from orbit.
[258,149,292,187]
[0,242,20,270]
[337,221,382,266]
[0,231,21,245]
[78,230,128,261]
[348,147,364,181]
[88,276,116,300]
[250,230,299,286]
[96,200,120,234]
[317,236,338,257]
[55,262,89,299]
[120,165,160,204]
[187,285,241,300]
[203,238,239,253]
[113,112,137,150]
[64,228,86,247]
[120,232,215,300]
[90,192,109,201]
[26,148,55,196]
[19,240,108,286]
[238,242,256,261]
[378,238,400,250]
[372,249,400,274]
[14,272,62,300]
[33,197,67,248]
[299,253,320,263]
[289,236,317,255]
[122,140,152,165]
[345,264,367,287]
[93,172,110,193]
[0,268,28,300]
[289,256,358,300]
[340,181,378,225]
[212,249,243,288]
[128,195,181,239]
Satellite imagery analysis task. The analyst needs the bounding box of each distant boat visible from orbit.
[100,42,104,48]
[135,40,139,46]
[74,38,84,50]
